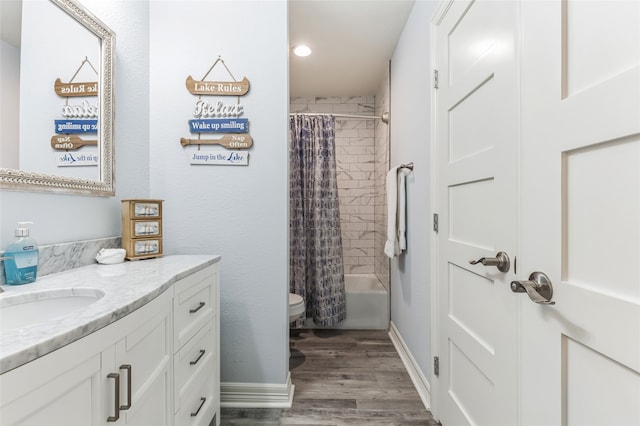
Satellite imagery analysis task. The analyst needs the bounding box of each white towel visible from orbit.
[384,166,400,258]
[384,166,411,258]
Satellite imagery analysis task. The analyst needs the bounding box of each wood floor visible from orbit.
[221,329,440,425]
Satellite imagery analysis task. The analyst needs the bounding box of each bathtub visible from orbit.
[304,274,389,330]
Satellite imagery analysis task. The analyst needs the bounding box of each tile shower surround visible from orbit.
[0,237,121,285]
[291,96,389,279]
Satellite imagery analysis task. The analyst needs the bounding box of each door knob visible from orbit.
[469,251,510,272]
[511,272,555,305]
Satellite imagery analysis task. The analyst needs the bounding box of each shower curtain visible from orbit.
[289,114,346,327]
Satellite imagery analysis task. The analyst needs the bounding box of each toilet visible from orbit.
[289,293,305,323]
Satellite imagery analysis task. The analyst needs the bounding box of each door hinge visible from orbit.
[433,213,439,233]
[433,69,439,89]
[434,356,440,376]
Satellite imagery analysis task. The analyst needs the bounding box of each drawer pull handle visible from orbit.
[120,364,132,410]
[190,397,206,417]
[190,349,206,365]
[189,301,206,314]
[106,373,120,422]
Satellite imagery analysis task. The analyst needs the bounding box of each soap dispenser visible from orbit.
[3,222,39,285]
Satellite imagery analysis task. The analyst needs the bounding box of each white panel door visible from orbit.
[434,1,519,424]
[520,1,640,425]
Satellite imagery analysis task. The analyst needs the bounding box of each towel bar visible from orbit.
[400,162,414,171]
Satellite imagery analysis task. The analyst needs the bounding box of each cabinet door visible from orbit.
[0,353,102,426]
[115,298,173,426]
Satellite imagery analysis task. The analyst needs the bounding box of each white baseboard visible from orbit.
[388,321,432,410]
[220,372,294,408]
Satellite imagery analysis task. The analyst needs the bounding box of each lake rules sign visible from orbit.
[182,57,252,166]
[51,58,99,167]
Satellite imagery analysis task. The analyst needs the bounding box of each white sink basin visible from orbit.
[0,288,105,332]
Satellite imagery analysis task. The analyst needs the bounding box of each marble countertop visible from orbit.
[0,254,220,374]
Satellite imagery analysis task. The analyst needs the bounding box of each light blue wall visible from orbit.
[2,0,289,388]
[0,0,149,248]
[148,1,290,385]
[389,0,440,380]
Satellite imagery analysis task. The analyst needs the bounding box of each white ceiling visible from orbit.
[288,0,415,98]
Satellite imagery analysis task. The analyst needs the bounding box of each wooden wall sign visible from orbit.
[180,134,253,149]
[51,57,99,162]
[185,76,250,96]
[54,78,98,97]
[181,56,253,165]
[54,57,99,97]
[51,134,97,150]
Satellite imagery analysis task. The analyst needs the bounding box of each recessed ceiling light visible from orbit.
[292,45,312,57]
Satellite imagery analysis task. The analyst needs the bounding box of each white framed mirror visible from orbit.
[0,0,115,196]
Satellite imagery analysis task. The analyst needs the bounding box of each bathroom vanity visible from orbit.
[0,255,220,426]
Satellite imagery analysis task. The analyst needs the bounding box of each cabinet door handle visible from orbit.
[189,301,206,314]
[190,397,207,417]
[119,364,132,410]
[190,349,206,365]
[106,373,120,422]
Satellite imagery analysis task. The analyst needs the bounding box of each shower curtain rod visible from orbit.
[290,112,390,123]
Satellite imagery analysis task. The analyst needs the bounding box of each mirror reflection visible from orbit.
[20,0,100,180]
[0,0,115,195]
[0,0,22,170]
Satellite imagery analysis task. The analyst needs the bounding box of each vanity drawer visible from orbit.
[174,323,215,398]
[174,356,217,426]
[174,266,216,351]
